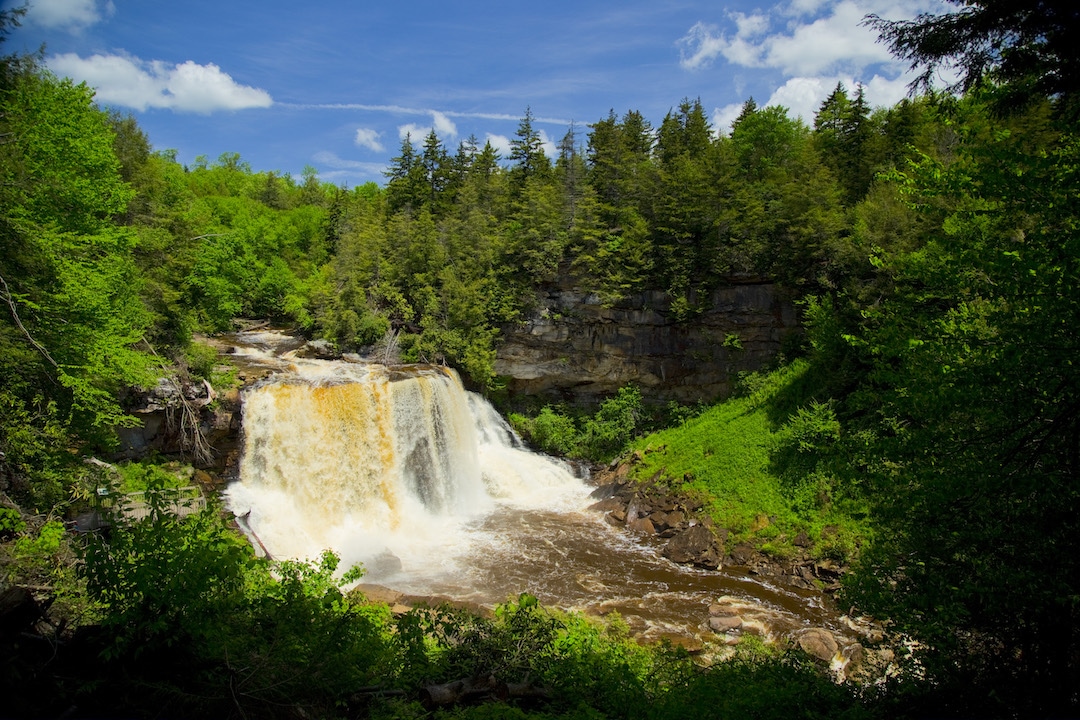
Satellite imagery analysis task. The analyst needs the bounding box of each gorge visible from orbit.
[222,331,863,659]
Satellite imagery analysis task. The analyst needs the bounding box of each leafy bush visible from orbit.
[580,386,643,461]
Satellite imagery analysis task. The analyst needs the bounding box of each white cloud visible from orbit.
[679,2,897,76]
[431,111,457,138]
[744,71,922,126]
[48,53,272,113]
[712,102,745,136]
[354,128,384,152]
[485,133,512,158]
[761,1,895,75]
[677,22,728,71]
[679,0,951,78]
[765,76,842,123]
[537,129,558,159]
[786,0,831,17]
[397,111,459,143]
[24,0,113,32]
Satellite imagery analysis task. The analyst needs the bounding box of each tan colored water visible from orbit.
[224,331,843,645]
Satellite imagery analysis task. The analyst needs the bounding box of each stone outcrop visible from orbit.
[113,377,242,472]
[588,453,852,589]
[495,279,799,402]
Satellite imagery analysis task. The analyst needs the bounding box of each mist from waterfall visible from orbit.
[226,361,588,581]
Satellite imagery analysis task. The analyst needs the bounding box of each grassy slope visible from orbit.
[628,360,869,560]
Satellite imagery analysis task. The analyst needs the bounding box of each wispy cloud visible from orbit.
[279,102,569,126]
[310,151,386,183]
[23,0,114,33]
[354,128,384,153]
[48,52,272,113]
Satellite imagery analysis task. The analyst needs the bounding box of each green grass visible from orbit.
[629,360,869,554]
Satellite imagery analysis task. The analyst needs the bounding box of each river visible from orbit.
[220,330,844,647]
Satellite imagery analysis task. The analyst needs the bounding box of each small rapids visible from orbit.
[224,331,843,645]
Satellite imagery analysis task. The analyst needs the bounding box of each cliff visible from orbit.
[494,279,799,403]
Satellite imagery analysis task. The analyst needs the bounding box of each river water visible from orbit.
[220,330,842,646]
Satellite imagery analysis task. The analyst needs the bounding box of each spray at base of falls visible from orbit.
[226,361,589,582]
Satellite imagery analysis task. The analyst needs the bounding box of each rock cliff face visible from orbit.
[494,279,799,402]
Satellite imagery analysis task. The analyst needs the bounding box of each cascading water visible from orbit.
[226,357,588,582]
[224,331,849,646]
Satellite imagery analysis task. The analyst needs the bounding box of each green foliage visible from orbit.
[74,487,390,715]
[581,386,644,460]
[113,461,187,493]
[511,387,648,462]
[631,362,868,547]
[0,60,157,441]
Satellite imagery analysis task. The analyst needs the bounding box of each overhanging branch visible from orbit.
[0,272,57,368]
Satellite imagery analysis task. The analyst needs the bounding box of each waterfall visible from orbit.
[226,361,587,579]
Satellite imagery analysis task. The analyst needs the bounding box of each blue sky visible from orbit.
[2,0,947,185]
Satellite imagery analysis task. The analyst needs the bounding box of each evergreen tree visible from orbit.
[509,106,550,184]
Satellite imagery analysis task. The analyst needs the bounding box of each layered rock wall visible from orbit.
[494,279,799,402]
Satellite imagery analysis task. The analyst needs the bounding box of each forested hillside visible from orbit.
[2,1,1079,717]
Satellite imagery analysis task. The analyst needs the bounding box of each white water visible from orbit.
[226,359,589,581]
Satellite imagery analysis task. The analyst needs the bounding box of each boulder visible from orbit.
[588,482,618,500]
[587,497,625,513]
[628,517,656,534]
[647,511,671,530]
[796,628,839,663]
[709,615,743,632]
[662,525,721,569]
[729,543,756,566]
[294,339,339,359]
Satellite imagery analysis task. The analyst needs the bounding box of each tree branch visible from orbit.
[0,272,57,368]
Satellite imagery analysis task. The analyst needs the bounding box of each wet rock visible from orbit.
[796,628,839,663]
[662,525,721,569]
[814,559,843,581]
[587,497,624,513]
[729,543,756,566]
[294,339,339,359]
[352,584,404,605]
[786,576,816,590]
[589,482,618,500]
[628,517,656,534]
[708,603,738,617]
[709,615,743,632]
[842,642,864,666]
[608,508,626,523]
[647,511,671,530]
[368,551,403,575]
